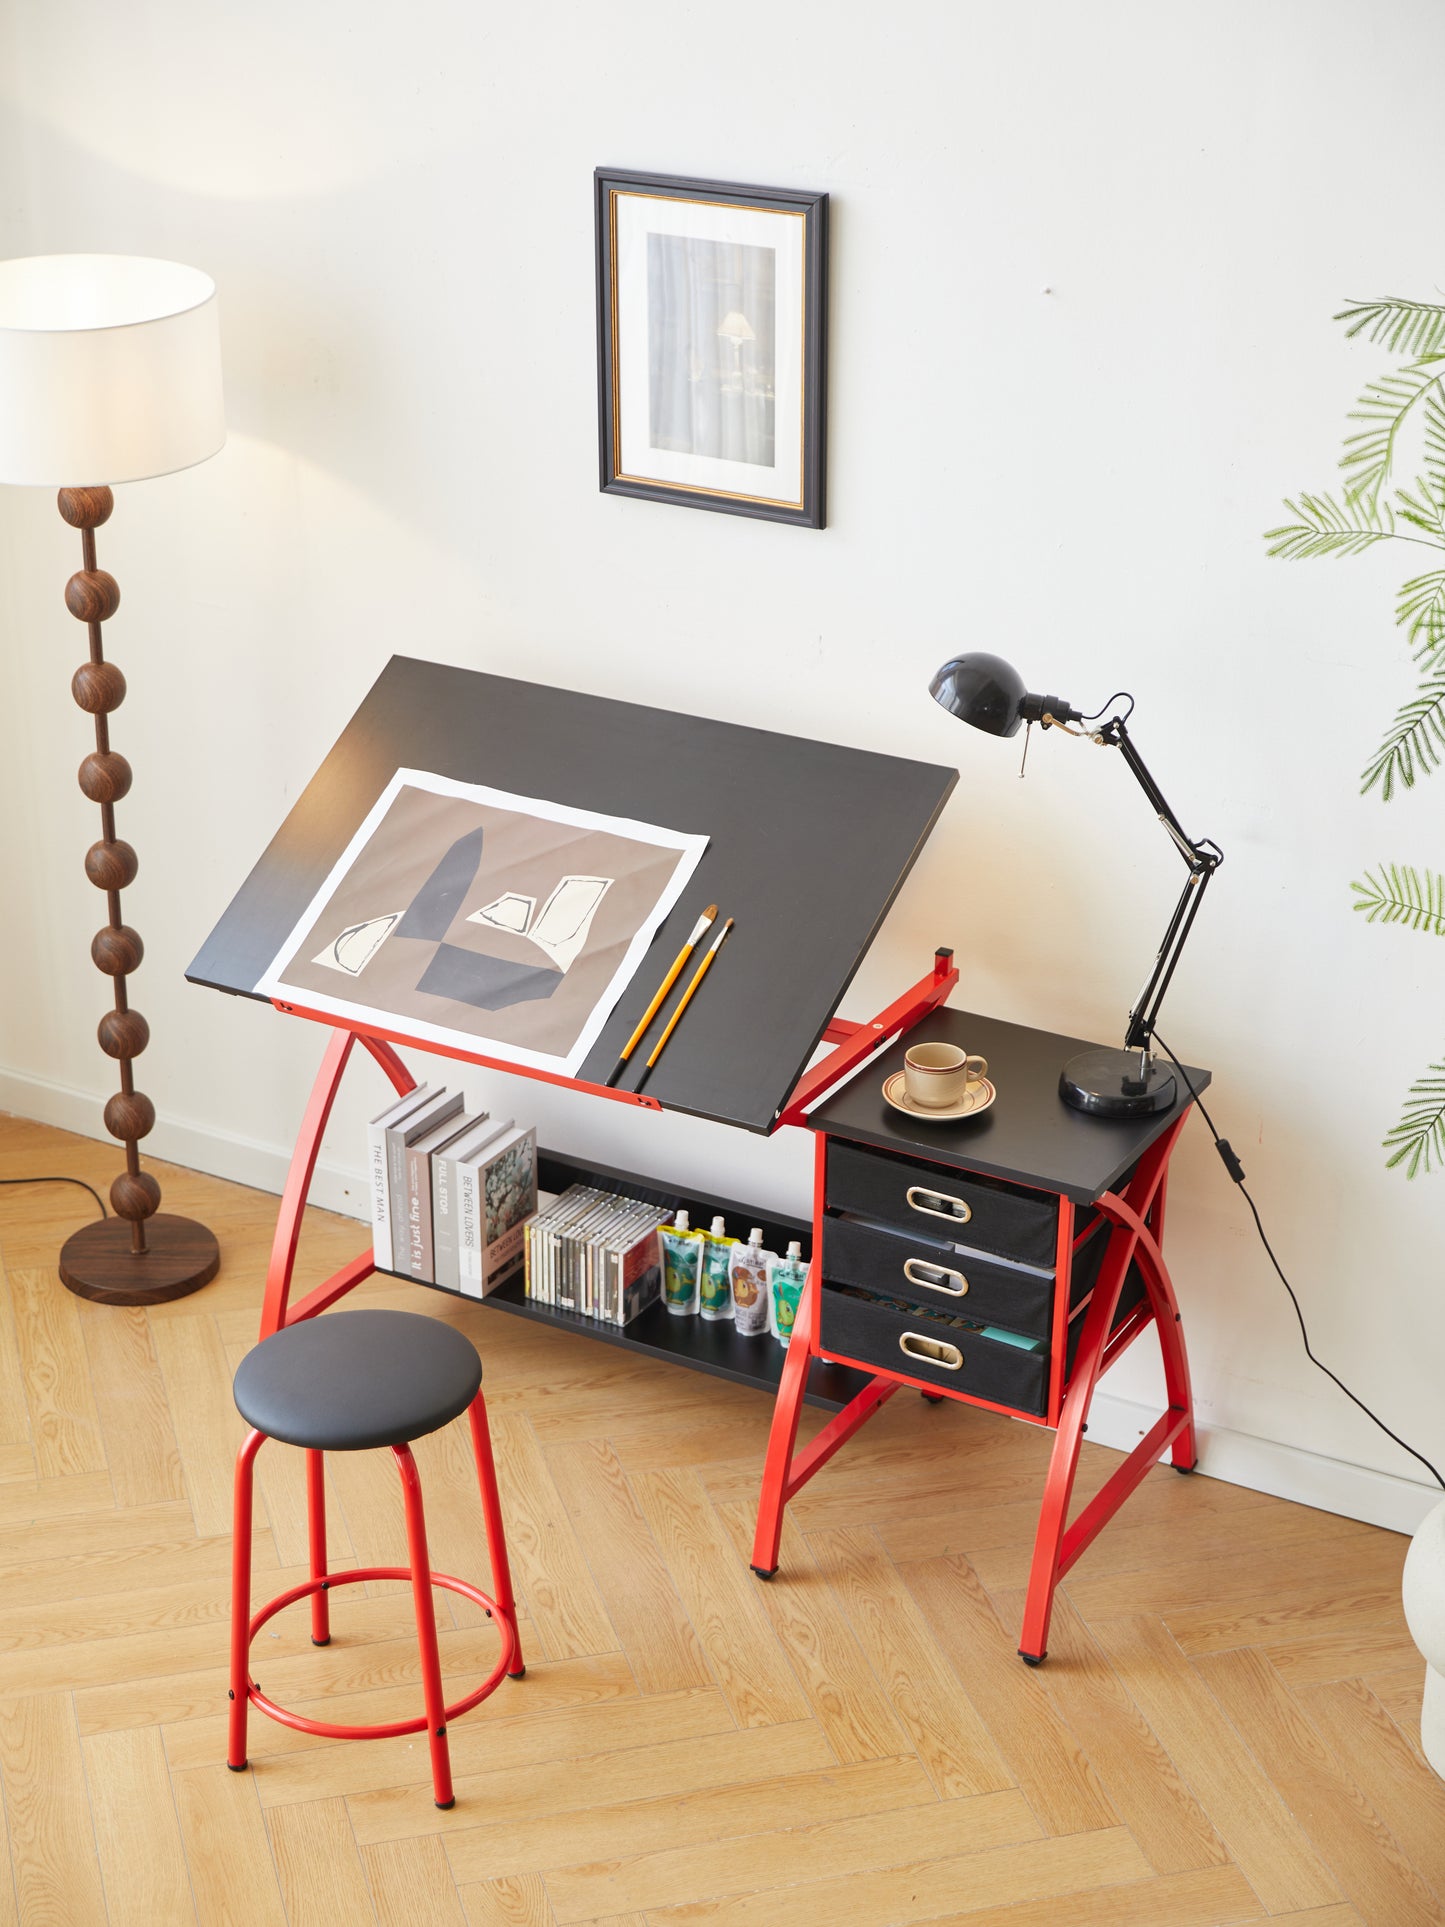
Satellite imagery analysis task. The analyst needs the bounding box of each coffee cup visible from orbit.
[903,1041,988,1110]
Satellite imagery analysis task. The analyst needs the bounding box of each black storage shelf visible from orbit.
[377,1143,872,1414]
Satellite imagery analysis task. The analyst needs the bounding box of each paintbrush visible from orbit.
[603,904,718,1088]
[631,918,734,1095]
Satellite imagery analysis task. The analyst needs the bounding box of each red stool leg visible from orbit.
[392,1442,454,1809]
[467,1393,525,1679]
[306,1450,330,1645]
[228,1428,266,1770]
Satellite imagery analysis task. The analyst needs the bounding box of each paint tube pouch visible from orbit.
[769,1242,808,1348]
[659,1210,703,1316]
[699,1216,736,1320]
[730,1228,776,1337]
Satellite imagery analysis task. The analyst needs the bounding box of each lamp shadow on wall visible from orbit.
[0,107,532,570]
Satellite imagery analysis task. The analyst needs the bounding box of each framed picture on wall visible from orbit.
[595,168,828,529]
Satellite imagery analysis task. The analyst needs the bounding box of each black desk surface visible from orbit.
[807,1007,1211,1203]
[187,657,957,1135]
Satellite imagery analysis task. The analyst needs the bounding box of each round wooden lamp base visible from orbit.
[59,1214,221,1306]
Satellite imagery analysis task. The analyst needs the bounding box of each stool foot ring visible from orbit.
[226,1760,248,1771]
[751,1565,778,1581]
[436,1797,455,1810]
[1019,1651,1046,1667]
[240,1567,519,1744]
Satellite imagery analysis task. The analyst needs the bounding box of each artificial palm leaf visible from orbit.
[1265,490,1396,560]
[1359,675,1445,797]
[1396,570,1445,662]
[1383,1059,1445,1177]
[1339,360,1445,507]
[1351,864,1445,931]
[1337,298,1445,358]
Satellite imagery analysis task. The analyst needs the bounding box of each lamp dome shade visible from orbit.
[0,255,224,486]
[929,652,1028,738]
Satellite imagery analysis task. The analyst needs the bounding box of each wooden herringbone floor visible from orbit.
[0,1112,1439,1926]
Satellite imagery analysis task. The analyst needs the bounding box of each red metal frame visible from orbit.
[228,1388,523,1808]
[254,937,1194,1676]
[751,1076,1198,1665]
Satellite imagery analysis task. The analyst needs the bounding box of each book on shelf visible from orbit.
[368,1084,437,1271]
[524,1184,672,1326]
[403,1108,479,1283]
[457,1124,537,1299]
[387,1089,464,1273]
[432,1113,496,1294]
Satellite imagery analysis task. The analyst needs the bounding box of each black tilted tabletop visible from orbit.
[187,656,957,1135]
[807,1007,1210,1203]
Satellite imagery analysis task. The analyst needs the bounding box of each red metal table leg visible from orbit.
[1016,1116,1196,1663]
[1017,1244,1130,1664]
[260,1028,416,1340]
[751,1283,815,1577]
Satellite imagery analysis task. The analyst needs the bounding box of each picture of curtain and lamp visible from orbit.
[595,169,828,528]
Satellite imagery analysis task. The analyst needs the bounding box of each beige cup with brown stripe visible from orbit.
[903,1041,987,1109]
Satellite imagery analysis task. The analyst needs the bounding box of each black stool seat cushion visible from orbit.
[233,1310,483,1452]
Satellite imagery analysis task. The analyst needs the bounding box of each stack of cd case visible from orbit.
[525,1185,673,1326]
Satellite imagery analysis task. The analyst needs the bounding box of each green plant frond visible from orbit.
[1265,490,1396,559]
[1359,675,1445,797]
[1396,474,1445,540]
[1383,1059,1445,1177]
[1337,299,1445,357]
[1340,359,1445,506]
[1351,864,1445,930]
[1397,570,1445,661]
[1425,387,1445,487]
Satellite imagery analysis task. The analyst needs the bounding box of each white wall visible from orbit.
[2,0,1442,1530]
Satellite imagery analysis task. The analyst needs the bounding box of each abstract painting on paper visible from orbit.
[257,769,709,1076]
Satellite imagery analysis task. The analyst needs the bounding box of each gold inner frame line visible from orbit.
[608,189,809,510]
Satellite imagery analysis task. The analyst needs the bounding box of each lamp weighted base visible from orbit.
[1059,1047,1176,1119]
[59,1213,220,1306]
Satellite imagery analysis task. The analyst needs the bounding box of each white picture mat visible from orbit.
[256,768,709,1077]
[614,192,805,506]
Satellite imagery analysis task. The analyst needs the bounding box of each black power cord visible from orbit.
[0,1175,107,1220]
[1152,1033,1444,1493]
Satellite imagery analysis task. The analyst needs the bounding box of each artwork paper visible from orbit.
[614,191,805,507]
[257,770,709,1077]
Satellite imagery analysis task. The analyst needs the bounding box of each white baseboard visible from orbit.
[0,1063,370,1225]
[0,1063,1435,1538]
[1079,1390,1436,1537]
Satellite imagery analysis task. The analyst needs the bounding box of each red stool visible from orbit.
[227,1308,524,1808]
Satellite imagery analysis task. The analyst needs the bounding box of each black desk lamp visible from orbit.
[929,651,1222,1118]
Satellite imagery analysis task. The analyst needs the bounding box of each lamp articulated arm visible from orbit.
[1091,714,1223,1057]
[926,652,1224,1115]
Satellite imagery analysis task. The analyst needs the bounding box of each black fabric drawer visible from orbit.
[819,1283,1050,1414]
[826,1139,1060,1267]
[823,1215,1055,1337]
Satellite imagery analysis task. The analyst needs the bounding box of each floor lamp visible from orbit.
[0,254,224,1304]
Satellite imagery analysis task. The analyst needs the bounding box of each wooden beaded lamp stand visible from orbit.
[0,255,226,1305]
[56,484,220,1301]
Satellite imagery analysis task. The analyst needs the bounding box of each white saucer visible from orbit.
[882,1071,996,1122]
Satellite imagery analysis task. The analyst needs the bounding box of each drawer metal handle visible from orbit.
[906,1184,972,1225]
[900,1331,963,1371]
[903,1256,968,1297]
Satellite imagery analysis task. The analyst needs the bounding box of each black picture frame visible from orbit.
[595,168,828,529]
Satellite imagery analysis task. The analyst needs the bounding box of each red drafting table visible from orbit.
[189,655,1206,1660]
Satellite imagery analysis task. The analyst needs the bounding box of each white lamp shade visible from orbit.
[0,254,224,486]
